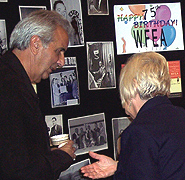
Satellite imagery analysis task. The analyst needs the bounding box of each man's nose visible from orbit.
[57,52,65,68]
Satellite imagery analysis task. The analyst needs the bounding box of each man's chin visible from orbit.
[34,78,42,84]
[41,73,50,79]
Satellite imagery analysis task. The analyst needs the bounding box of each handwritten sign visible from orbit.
[114,3,184,55]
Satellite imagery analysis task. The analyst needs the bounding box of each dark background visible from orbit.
[1,0,185,179]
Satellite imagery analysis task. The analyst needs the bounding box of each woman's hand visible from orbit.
[81,151,118,179]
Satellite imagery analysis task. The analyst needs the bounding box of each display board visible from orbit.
[1,1,185,179]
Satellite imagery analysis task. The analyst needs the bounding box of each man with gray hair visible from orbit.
[0,10,75,180]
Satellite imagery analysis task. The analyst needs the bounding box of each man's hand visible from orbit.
[81,151,118,179]
[58,140,76,160]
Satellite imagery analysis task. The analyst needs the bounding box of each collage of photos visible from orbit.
[50,57,80,108]
[50,0,84,47]
[68,113,108,156]
[2,0,185,179]
[86,41,116,90]
[112,117,131,160]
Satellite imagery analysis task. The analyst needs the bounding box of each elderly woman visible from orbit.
[81,52,185,179]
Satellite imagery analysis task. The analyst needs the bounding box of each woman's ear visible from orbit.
[30,35,41,55]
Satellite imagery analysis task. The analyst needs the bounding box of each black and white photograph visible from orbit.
[50,0,84,47]
[86,41,116,90]
[59,159,91,180]
[68,113,108,156]
[45,114,63,138]
[19,6,47,20]
[0,20,7,57]
[87,0,109,15]
[50,57,80,108]
[112,117,131,160]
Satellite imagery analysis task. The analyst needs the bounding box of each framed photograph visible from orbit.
[45,114,63,137]
[87,0,109,15]
[50,0,84,47]
[112,117,131,160]
[0,20,8,57]
[50,57,80,108]
[59,159,91,180]
[19,6,47,20]
[68,113,108,156]
[86,41,116,90]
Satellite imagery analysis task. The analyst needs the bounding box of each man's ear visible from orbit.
[133,79,138,88]
[30,35,41,55]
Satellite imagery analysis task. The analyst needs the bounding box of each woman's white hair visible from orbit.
[9,10,73,50]
[119,52,171,107]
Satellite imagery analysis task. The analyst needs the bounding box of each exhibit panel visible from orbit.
[1,0,185,179]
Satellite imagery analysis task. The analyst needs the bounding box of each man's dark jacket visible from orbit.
[0,51,73,180]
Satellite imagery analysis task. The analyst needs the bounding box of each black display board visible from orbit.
[1,0,185,179]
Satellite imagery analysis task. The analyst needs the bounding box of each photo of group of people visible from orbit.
[68,113,108,155]
[87,41,116,90]
[50,57,80,108]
